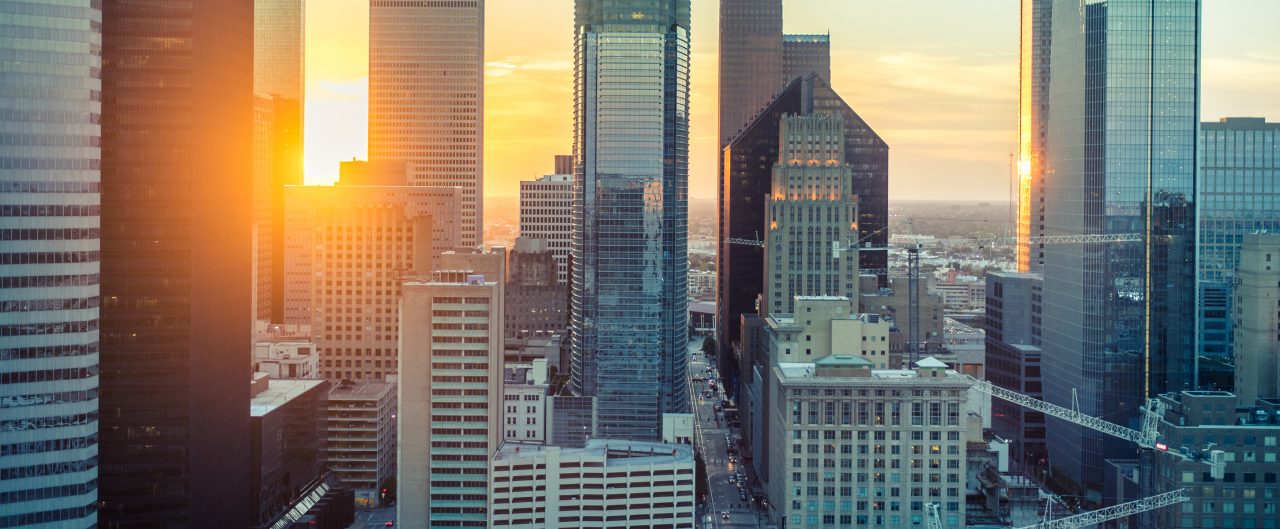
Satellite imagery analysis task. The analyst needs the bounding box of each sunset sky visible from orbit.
[304,1,1280,202]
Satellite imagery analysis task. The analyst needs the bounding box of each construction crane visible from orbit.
[926,489,1189,529]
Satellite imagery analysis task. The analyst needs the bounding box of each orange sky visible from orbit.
[305,0,1280,202]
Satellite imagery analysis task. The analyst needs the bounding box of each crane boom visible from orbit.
[924,503,944,529]
[1014,489,1189,529]
[963,375,1163,449]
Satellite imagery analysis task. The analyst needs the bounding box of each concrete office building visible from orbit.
[1040,0,1200,498]
[547,396,599,449]
[1139,390,1280,529]
[254,0,305,323]
[762,114,861,316]
[283,183,460,381]
[1197,118,1280,360]
[99,0,254,525]
[860,277,946,356]
[369,0,484,247]
[398,253,504,528]
[503,361,550,443]
[0,4,100,527]
[984,272,1046,469]
[1015,0,1052,273]
[765,297,891,367]
[324,379,397,508]
[783,34,831,83]
[519,159,573,283]
[571,0,691,440]
[253,339,322,379]
[765,357,973,529]
[250,374,328,528]
[1233,234,1280,406]
[506,237,568,339]
[487,439,696,529]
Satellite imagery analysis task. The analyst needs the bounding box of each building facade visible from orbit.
[718,0,783,147]
[571,0,691,440]
[505,237,568,339]
[1040,0,1200,499]
[369,0,484,246]
[325,380,396,508]
[984,272,1046,469]
[519,163,573,284]
[1233,234,1280,406]
[763,114,860,315]
[254,0,305,323]
[1197,118,1280,361]
[503,362,550,443]
[782,34,831,84]
[398,258,504,528]
[250,375,328,528]
[0,3,101,527]
[283,184,460,381]
[99,0,255,526]
[1016,0,1052,273]
[488,439,696,529]
[765,357,973,529]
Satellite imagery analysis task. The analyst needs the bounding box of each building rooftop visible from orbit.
[916,357,949,369]
[494,438,694,466]
[814,354,874,368]
[329,379,394,401]
[251,377,326,417]
[783,33,830,43]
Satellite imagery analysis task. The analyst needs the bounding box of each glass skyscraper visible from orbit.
[571,0,691,441]
[1196,118,1280,363]
[0,2,101,527]
[1040,0,1199,500]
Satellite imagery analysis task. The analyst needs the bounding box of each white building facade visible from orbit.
[519,173,572,284]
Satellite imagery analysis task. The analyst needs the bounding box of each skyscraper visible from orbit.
[1040,0,1199,499]
[762,114,860,315]
[782,34,831,84]
[718,0,783,148]
[1197,118,1280,361]
[1016,0,1052,273]
[571,0,691,440]
[369,0,484,247]
[519,158,574,284]
[1231,233,1280,406]
[99,0,255,526]
[0,3,101,527]
[254,0,306,324]
[398,255,504,528]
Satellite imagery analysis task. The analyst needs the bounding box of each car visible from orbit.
[385,522,395,527]
[721,511,730,520]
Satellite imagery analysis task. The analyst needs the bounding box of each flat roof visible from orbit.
[494,438,694,466]
[329,380,394,400]
[251,379,326,417]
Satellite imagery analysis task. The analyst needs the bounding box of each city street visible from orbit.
[350,507,395,529]
[688,340,768,529]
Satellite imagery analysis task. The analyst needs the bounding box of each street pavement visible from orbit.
[688,341,768,529]
[349,507,395,529]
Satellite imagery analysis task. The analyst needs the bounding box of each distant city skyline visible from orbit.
[304,0,1280,202]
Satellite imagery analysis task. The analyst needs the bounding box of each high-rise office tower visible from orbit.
[718,0,782,147]
[254,0,306,324]
[283,182,461,381]
[782,34,831,84]
[571,0,691,440]
[1040,0,1199,499]
[398,253,504,528]
[519,157,573,283]
[1016,0,1052,273]
[1231,233,1280,406]
[0,3,100,528]
[762,114,860,315]
[369,0,484,247]
[1197,118,1280,361]
[984,272,1046,469]
[99,0,255,526]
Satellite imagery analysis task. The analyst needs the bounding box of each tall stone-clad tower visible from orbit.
[571,0,691,440]
[0,2,101,528]
[1016,0,1052,273]
[1040,0,1199,500]
[99,0,255,526]
[369,0,484,247]
[718,0,783,147]
[254,0,306,323]
[762,114,861,315]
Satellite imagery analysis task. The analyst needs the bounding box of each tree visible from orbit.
[701,336,716,356]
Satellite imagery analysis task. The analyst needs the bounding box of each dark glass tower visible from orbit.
[571,0,691,440]
[0,2,101,527]
[1040,0,1199,500]
[99,1,255,526]
[718,0,782,148]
